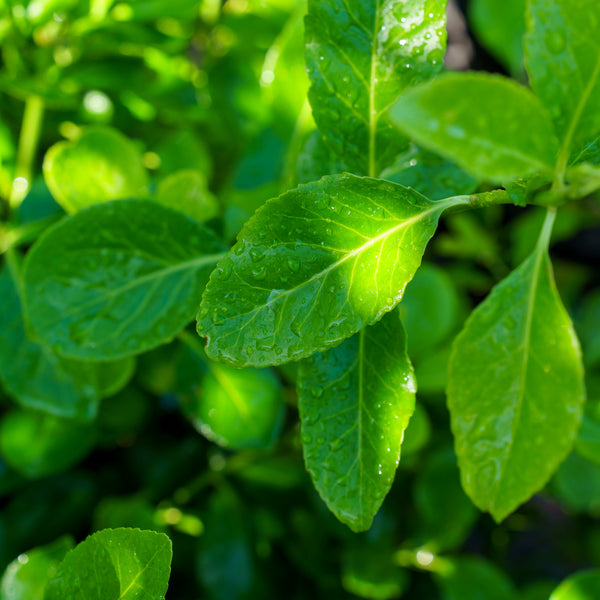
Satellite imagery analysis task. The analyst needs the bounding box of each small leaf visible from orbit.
[525,0,600,159]
[1,536,74,600]
[43,126,148,213]
[298,314,416,532]
[550,569,600,600]
[306,0,447,175]
[390,72,559,181]
[198,174,458,367]
[44,528,172,600]
[24,200,228,360]
[448,225,585,521]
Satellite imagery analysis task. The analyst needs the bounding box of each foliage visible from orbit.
[0,0,599,598]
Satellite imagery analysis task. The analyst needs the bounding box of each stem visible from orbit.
[441,188,515,215]
[9,95,45,211]
[394,548,453,575]
[536,206,557,254]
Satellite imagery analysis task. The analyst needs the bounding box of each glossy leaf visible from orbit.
[448,222,585,521]
[0,266,100,420]
[298,313,416,532]
[550,569,600,600]
[390,72,559,182]
[178,338,285,450]
[0,410,96,479]
[44,528,172,600]
[306,0,447,176]
[525,0,600,159]
[198,174,460,368]
[1,536,74,600]
[24,200,228,360]
[43,126,148,213]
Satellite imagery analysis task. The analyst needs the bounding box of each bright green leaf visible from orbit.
[1,536,74,600]
[24,200,228,361]
[298,314,416,532]
[44,528,172,600]
[448,213,585,521]
[550,569,600,600]
[524,0,600,162]
[43,127,148,213]
[390,72,559,182]
[0,409,96,478]
[306,0,447,176]
[198,174,462,368]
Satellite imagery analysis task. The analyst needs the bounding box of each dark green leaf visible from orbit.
[1,537,74,600]
[550,569,600,600]
[576,410,600,465]
[44,528,172,600]
[553,452,600,514]
[390,72,559,182]
[448,217,585,521]
[43,126,149,213]
[0,410,96,478]
[298,314,416,532]
[524,0,600,161]
[306,0,447,176]
[198,174,460,367]
[24,200,228,360]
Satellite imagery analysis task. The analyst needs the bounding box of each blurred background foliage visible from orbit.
[0,0,599,598]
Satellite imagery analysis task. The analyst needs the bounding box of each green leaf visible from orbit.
[298,313,416,532]
[390,72,559,182]
[178,335,285,450]
[155,169,219,223]
[550,569,600,600]
[524,0,600,162]
[43,126,149,213]
[554,452,600,514]
[1,537,74,600]
[468,0,526,77]
[0,265,100,421]
[576,411,600,465]
[448,212,585,521]
[198,174,459,368]
[24,200,228,361]
[0,409,96,478]
[44,528,172,600]
[306,0,447,176]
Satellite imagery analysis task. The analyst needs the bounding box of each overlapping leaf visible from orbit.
[524,0,600,160]
[298,313,415,532]
[24,200,228,360]
[306,0,447,175]
[448,215,585,521]
[390,72,559,182]
[198,174,458,367]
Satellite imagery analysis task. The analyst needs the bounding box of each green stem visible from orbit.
[442,188,516,215]
[394,548,453,575]
[9,95,45,211]
[536,206,557,254]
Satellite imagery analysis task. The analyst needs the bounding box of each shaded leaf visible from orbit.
[306,0,447,175]
[448,219,585,521]
[198,174,460,368]
[390,72,559,182]
[24,200,228,360]
[298,313,416,532]
[44,528,172,600]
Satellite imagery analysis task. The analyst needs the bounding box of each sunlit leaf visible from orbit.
[550,569,600,600]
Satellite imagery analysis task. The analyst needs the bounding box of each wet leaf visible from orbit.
[43,126,148,213]
[24,200,228,361]
[390,72,559,182]
[448,233,585,521]
[306,0,447,175]
[298,314,416,532]
[44,528,172,600]
[198,174,459,368]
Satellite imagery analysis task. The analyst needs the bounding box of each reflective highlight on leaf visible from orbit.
[24,200,228,360]
[550,568,600,600]
[298,314,416,532]
[198,174,451,367]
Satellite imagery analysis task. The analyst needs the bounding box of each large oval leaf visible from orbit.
[198,174,454,367]
[447,218,585,521]
[298,314,416,532]
[306,0,447,176]
[24,200,227,360]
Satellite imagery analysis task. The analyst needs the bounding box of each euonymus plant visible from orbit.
[1,0,600,597]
